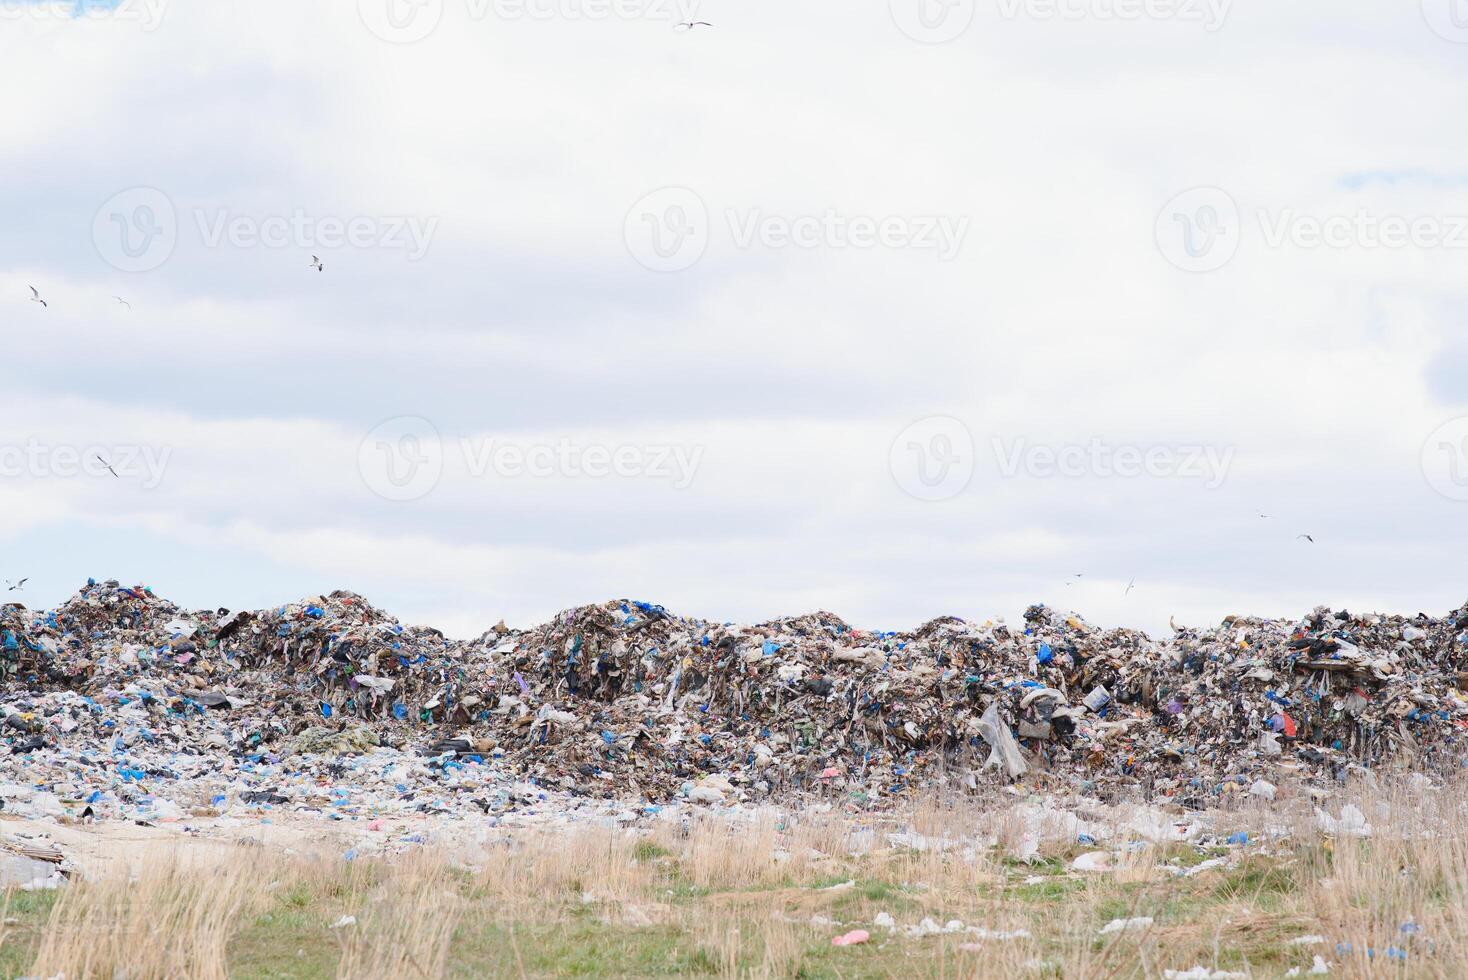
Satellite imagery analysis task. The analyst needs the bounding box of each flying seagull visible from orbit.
[675,20,713,30]
[1064,573,1084,586]
[1125,578,1136,596]
[1297,534,1314,543]
[96,455,120,478]
[113,296,131,310]
[1257,511,1272,519]
[5,579,27,592]
[29,285,46,308]
[309,255,324,272]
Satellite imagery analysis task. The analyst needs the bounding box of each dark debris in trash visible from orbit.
[4,580,1468,814]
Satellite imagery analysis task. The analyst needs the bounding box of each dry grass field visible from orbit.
[1,779,1462,978]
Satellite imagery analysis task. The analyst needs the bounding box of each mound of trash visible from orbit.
[3,580,1467,811]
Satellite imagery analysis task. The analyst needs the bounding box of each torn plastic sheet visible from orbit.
[978,702,1027,778]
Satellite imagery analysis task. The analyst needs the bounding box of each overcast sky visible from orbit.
[3,0,1467,637]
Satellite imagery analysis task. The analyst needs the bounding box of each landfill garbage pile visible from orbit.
[4,581,1468,819]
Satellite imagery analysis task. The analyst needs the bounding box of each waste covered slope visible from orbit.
[3,581,1467,806]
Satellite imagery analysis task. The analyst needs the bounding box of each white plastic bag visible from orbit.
[977,702,1027,778]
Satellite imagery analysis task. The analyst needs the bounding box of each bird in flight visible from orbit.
[675,20,713,30]
[5,578,27,592]
[113,296,131,310]
[1064,573,1084,586]
[1125,578,1136,596]
[96,455,120,478]
[309,255,324,272]
[29,285,46,308]
[1257,511,1272,519]
[1297,534,1314,543]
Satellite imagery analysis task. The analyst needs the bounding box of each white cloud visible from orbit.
[2,0,1466,635]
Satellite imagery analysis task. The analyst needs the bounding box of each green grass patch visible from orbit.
[446,921,709,978]
[1010,876,1086,903]
[1212,861,1298,905]
[0,888,60,979]
[1005,855,1068,875]
[632,841,672,862]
